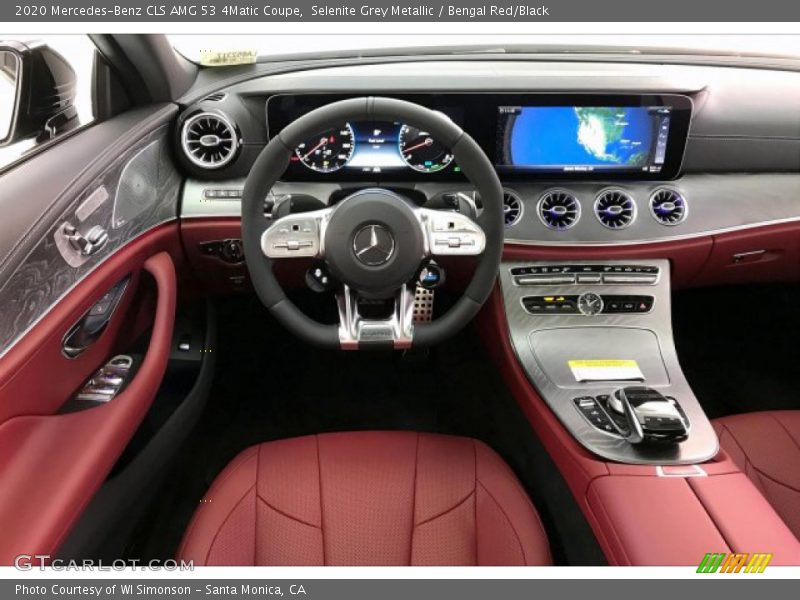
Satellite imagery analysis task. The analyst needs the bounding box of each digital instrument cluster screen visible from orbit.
[496,105,674,175]
[290,121,457,175]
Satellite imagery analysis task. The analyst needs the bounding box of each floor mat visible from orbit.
[673,283,800,420]
[131,292,605,566]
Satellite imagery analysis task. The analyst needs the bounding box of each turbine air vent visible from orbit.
[181,111,239,170]
[650,188,688,226]
[503,190,523,227]
[537,189,581,230]
[594,189,637,230]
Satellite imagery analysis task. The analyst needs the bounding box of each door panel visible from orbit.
[0,224,180,423]
[0,251,177,563]
[0,99,184,561]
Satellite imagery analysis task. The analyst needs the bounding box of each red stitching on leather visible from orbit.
[585,481,631,566]
[255,496,322,529]
[415,491,476,528]
[472,439,478,565]
[315,434,326,566]
[177,447,257,559]
[749,465,800,495]
[408,432,420,564]
[770,413,800,454]
[476,480,526,565]
[203,484,256,565]
[254,443,261,564]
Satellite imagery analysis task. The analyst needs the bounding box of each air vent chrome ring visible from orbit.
[537,188,581,231]
[502,189,524,227]
[180,111,240,170]
[649,188,688,226]
[594,189,637,230]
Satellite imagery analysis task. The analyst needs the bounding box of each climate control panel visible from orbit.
[522,293,654,316]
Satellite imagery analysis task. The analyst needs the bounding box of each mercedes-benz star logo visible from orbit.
[352,224,395,266]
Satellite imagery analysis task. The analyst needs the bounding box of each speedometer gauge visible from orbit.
[295,124,355,172]
[398,124,454,173]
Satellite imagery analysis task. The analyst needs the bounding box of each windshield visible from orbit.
[170,34,800,63]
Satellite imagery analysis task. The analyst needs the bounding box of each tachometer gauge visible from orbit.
[398,124,454,173]
[295,123,355,172]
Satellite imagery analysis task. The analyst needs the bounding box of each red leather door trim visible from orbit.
[0,251,176,564]
[0,224,181,423]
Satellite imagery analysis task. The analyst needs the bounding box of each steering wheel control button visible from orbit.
[352,224,395,266]
[418,263,445,289]
[262,214,322,259]
[306,265,336,293]
[424,210,486,256]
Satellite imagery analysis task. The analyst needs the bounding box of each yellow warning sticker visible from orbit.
[200,50,258,67]
[568,359,644,382]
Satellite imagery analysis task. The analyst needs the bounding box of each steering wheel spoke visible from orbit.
[417,208,487,257]
[260,207,334,259]
[336,284,415,350]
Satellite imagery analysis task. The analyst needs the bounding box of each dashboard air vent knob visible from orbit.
[181,111,239,169]
[594,189,637,229]
[649,188,688,225]
[537,189,580,230]
[503,190,523,227]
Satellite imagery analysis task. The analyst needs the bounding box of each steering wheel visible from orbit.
[241,97,503,350]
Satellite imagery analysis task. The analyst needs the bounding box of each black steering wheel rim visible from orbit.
[241,96,504,349]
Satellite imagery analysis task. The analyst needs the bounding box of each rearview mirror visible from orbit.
[0,40,78,147]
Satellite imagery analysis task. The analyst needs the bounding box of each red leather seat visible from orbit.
[713,411,800,538]
[178,431,552,565]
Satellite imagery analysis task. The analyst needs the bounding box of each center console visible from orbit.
[499,258,718,465]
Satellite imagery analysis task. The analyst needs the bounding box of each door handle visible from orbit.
[62,277,129,358]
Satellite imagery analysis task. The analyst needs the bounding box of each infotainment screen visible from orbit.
[496,105,673,175]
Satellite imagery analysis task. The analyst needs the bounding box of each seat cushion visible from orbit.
[177,431,552,565]
[713,411,800,539]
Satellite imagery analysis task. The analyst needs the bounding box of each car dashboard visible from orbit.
[176,59,800,249]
